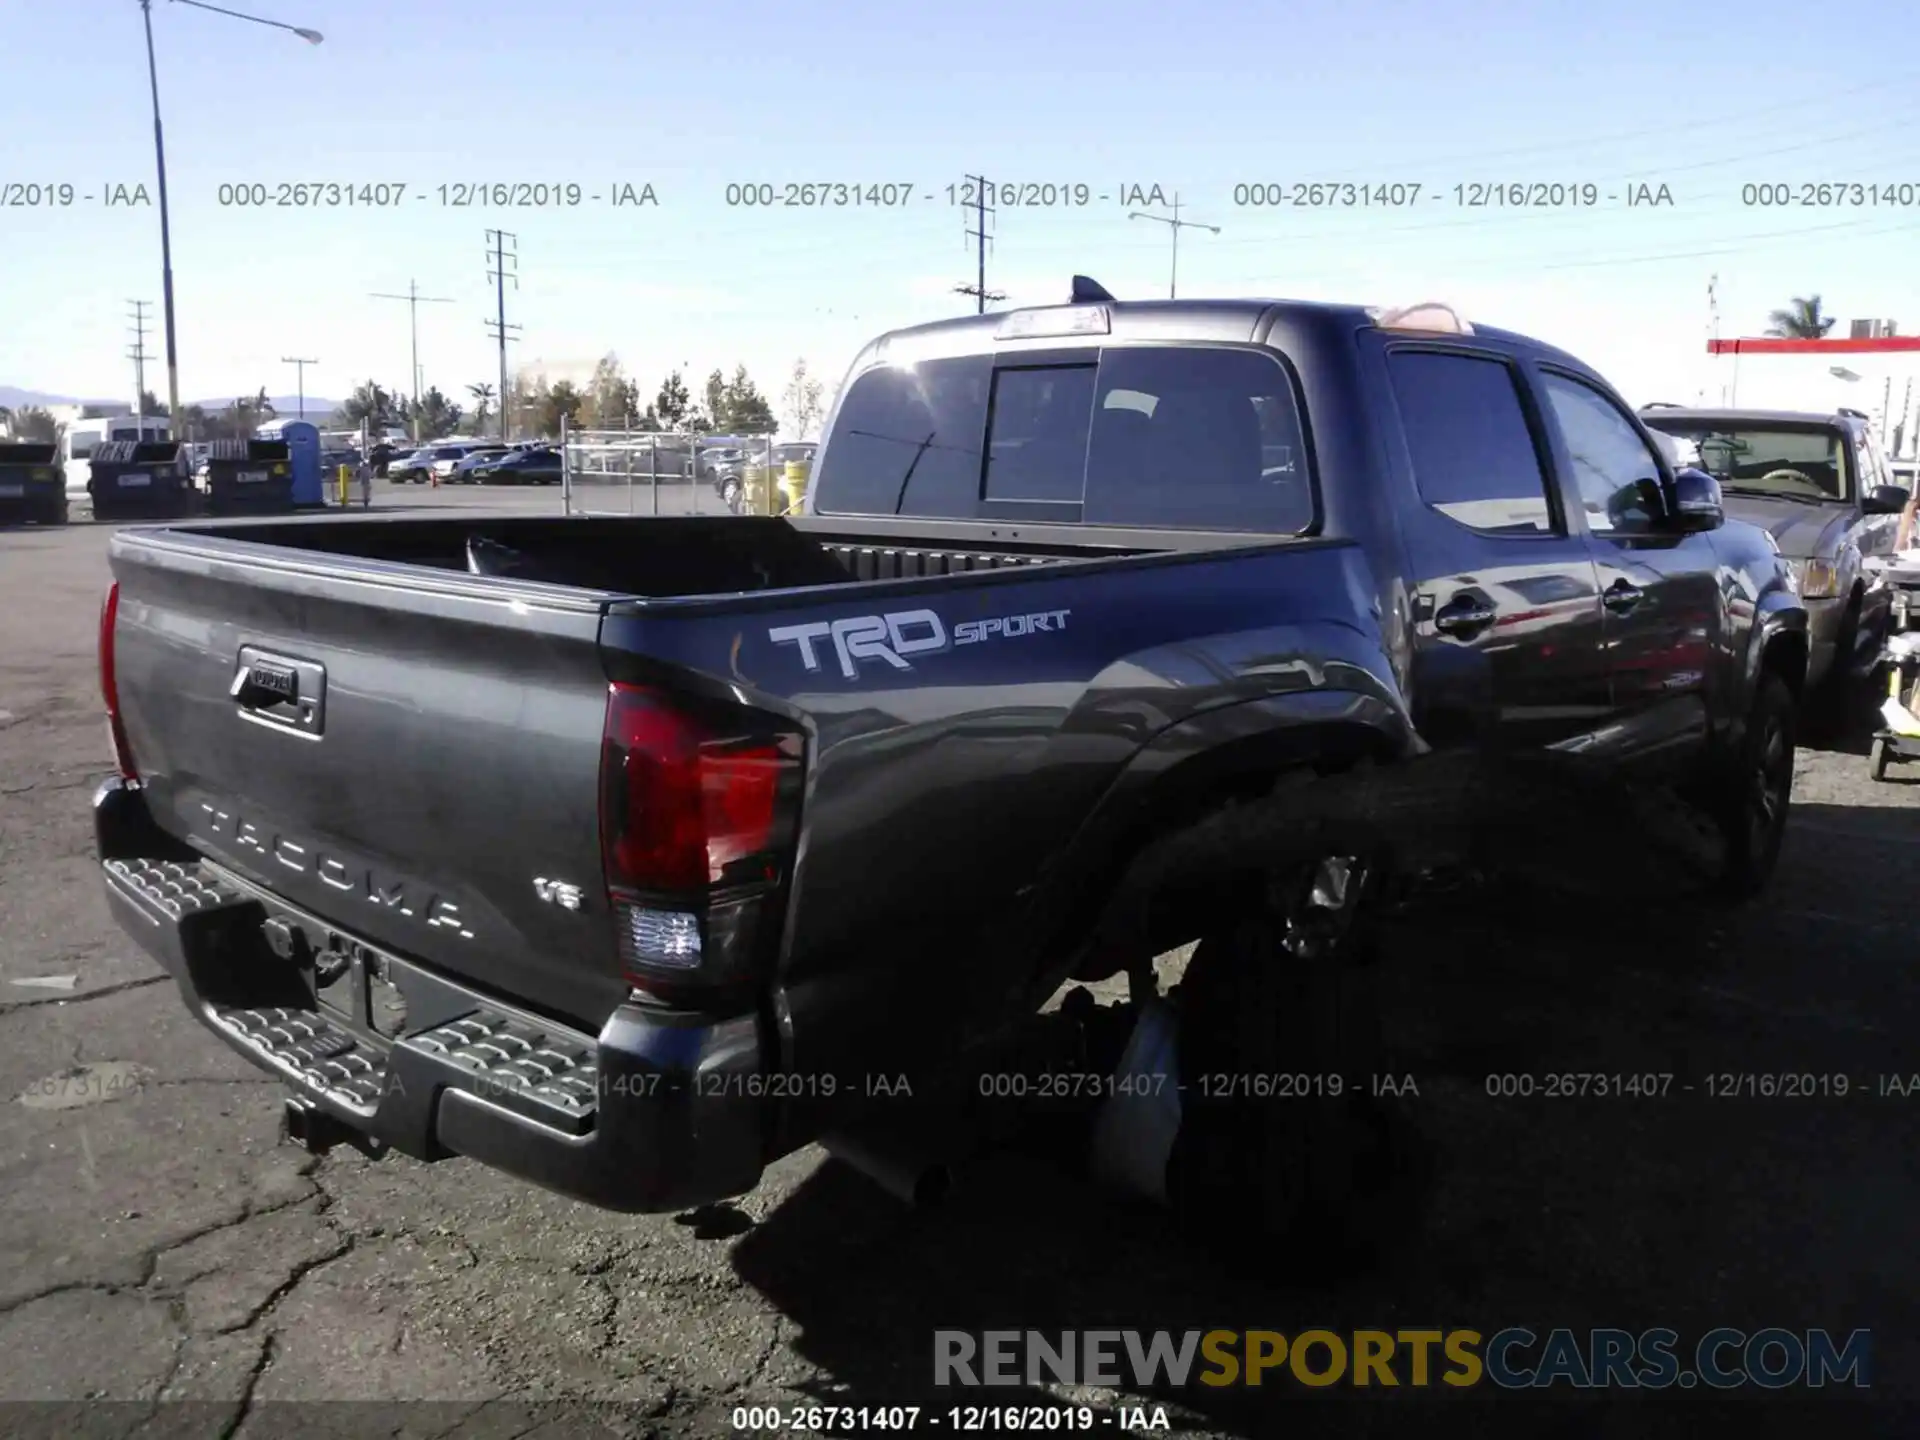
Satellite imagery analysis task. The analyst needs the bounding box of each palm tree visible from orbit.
[1764,295,1836,339]
[466,382,496,433]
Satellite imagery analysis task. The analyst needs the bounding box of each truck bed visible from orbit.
[181,513,1178,599]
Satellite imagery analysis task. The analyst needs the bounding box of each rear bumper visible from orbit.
[94,777,769,1213]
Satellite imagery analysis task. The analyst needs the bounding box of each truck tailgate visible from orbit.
[108,529,629,1028]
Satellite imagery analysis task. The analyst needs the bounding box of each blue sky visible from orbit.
[5,0,1919,424]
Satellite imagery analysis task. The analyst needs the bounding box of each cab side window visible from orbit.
[1385,350,1555,536]
[1538,372,1669,534]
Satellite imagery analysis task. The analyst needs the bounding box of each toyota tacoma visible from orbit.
[92,285,1807,1250]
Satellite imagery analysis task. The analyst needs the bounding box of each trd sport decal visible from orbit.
[768,607,1071,679]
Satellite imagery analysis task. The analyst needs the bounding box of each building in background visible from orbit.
[1706,322,1920,459]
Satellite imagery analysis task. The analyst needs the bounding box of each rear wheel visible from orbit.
[1168,849,1429,1277]
[1706,673,1796,899]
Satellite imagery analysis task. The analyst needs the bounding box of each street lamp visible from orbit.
[1128,195,1219,299]
[141,0,323,430]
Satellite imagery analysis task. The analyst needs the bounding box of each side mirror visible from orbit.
[1665,466,1723,532]
[1864,484,1911,516]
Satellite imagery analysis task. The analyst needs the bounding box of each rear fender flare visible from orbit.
[1026,685,1417,988]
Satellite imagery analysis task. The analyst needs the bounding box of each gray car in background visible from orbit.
[1641,405,1911,698]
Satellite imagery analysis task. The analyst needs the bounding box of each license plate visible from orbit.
[237,470,268,484]
[118,473,151,488]
[0,483,21,498]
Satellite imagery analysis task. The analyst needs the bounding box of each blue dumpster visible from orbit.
[279,422,323,507]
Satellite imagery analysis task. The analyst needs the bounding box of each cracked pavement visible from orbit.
[3,506,1919,1438]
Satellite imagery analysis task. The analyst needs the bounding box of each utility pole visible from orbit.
[370,280,454,443]
[1706,274,1720,404]
[128,300,152,413]
[281,356,317,419]
[952,175,1004,313]
[1128,194,1219,299]
[485,230,521,441]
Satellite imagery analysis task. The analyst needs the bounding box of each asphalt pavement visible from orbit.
[1,497,1917,1438]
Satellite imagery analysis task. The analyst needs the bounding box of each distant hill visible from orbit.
[0,386,343,415]
[0,387,120,409]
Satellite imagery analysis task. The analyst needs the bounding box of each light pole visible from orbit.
[141,0,322,429]
[371,282,455,444]
[1128,195,1219,299]
[282,356,317,418]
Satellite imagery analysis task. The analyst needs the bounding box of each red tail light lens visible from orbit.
[599,684,800,894]
[99,582,138,781]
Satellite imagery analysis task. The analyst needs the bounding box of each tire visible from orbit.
[1804,594,1863,740]
[1872,737,1892,783]
[1706,672,1796,900]
[1166,853,1430,1277]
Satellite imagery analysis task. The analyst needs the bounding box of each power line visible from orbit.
[127,300,151,412]
[952,175,1004,312]
[1205,213,1920,290]
[1270,76,1920,183]
[1128,194,1218,299]
[369,279,454,443]
[485,230,522,441]
[281,356,317,420]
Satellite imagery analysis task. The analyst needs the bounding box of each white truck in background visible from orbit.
[63,414,173,499]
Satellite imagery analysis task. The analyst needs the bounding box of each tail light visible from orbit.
[599,683,803,997]
[99,582,139,781]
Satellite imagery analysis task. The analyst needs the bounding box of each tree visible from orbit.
[339,381,397,431]
[654,369,691,430]
[466,382,496,434]
[782,358,825,440]
[704,369,730,431]
[538,381,584,437]
[139,389,166,418]
[417,387,463,439]
[11,406,58,443]
[1765,295,1836,339]
[584,353,637,430]
[725,364,776,434]
[174,404,210,442]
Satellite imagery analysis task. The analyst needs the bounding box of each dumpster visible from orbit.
[87,439,194,520]
[279,421,323,507]
[0,443,67,526]
[204,437,294,515]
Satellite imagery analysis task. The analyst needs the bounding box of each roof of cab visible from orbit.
[1638,406,1865,432]
[854,294,1596,372]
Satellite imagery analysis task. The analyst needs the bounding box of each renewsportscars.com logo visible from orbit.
[932,1327,1871,1390]
[769,606,1071,681]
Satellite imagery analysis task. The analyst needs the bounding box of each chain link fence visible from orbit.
[558,424,798,517]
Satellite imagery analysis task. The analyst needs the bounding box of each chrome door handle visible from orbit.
[1603,580,1645,613]
[1433,595,1498,635]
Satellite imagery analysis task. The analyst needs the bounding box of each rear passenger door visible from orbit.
[1379,346,1612,750]
[1534,369,1722,765]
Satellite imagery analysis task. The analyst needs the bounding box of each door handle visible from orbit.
[1432,593,1498,636]
[1603,580,1645,613]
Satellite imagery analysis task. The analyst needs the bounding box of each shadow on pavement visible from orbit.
[729,795,1913,1438]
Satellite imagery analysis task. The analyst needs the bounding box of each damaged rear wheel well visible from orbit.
[1059,725,1403,983]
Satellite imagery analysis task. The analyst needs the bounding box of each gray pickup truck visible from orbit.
[92,287,1807,1262]
[1641,405,1910,701]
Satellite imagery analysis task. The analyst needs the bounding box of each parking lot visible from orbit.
[2,494,1918,1438]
